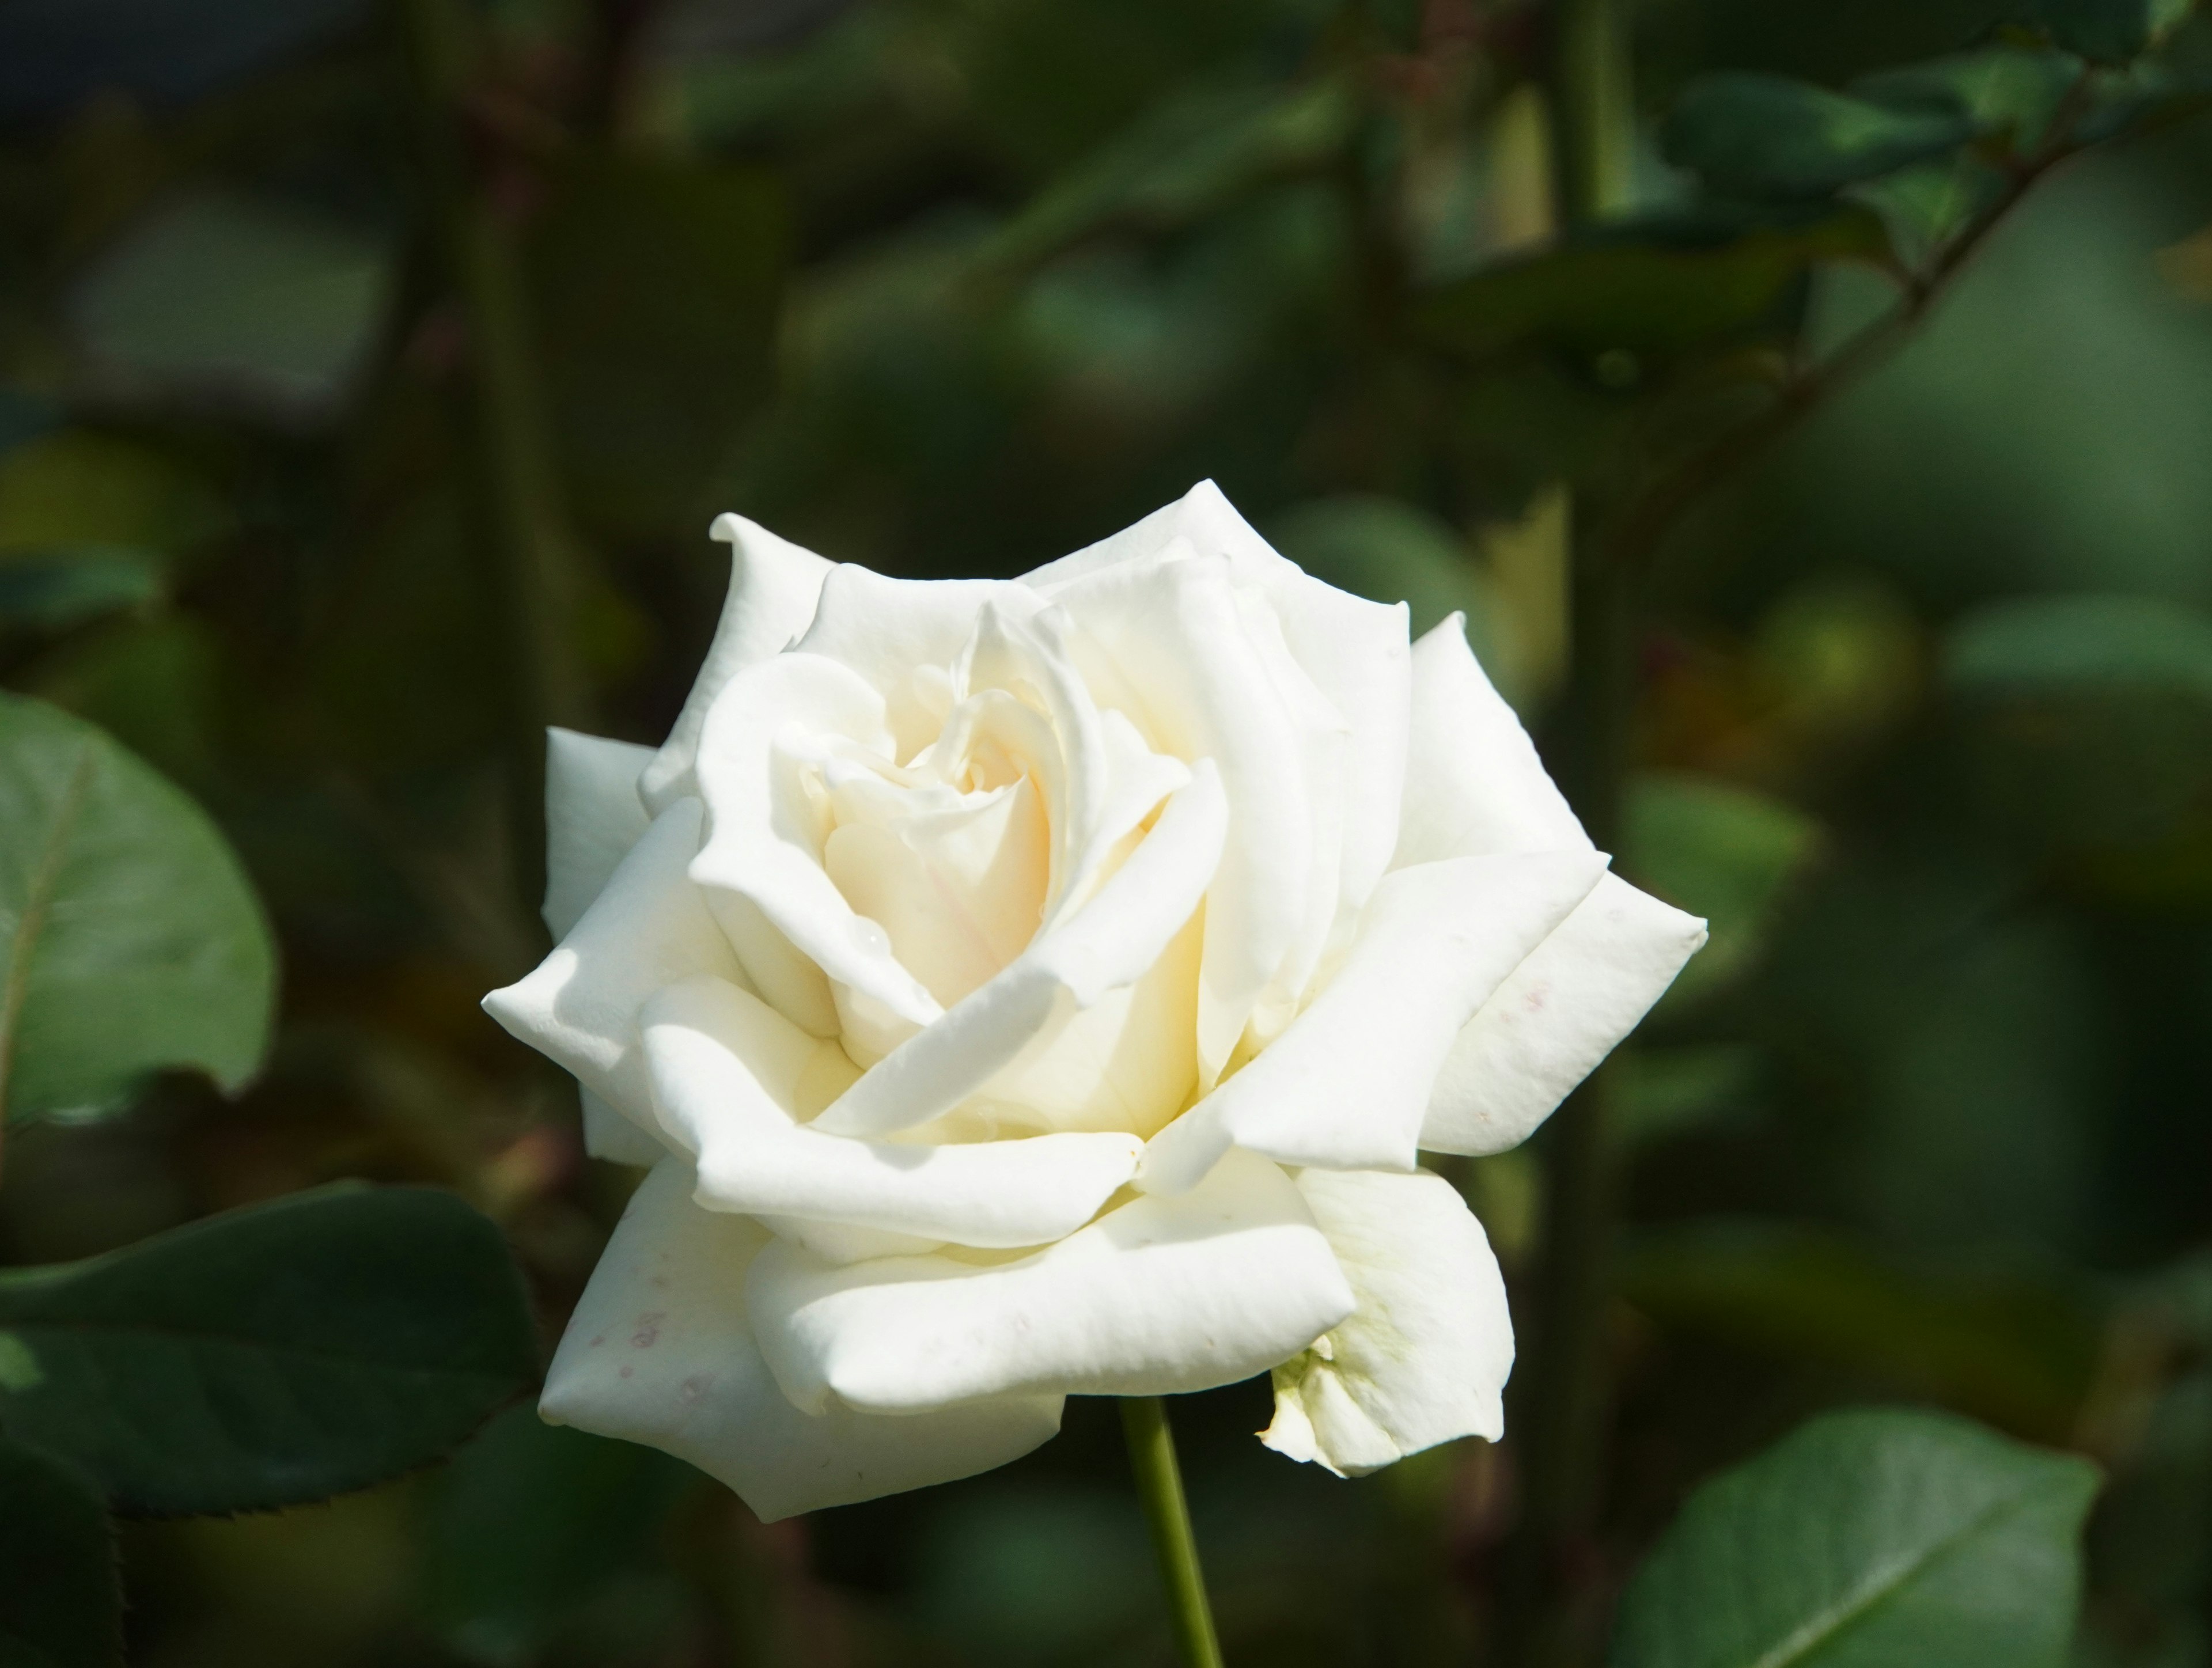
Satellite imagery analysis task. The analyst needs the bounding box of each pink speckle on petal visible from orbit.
[631,1313,665,1348]
[679,1374,714,1404]
[619,1365,634,1378]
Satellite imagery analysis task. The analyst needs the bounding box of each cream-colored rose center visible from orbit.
[806,657,1202,1140]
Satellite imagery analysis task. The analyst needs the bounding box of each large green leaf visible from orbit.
[0,1437,120,1668]
[1662,73,1979,200]
[0,693,274,1123]
[0,1185,539,1516]
[1611,1408,2099,1668]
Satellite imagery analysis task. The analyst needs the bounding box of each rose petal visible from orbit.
[690,652,933,1034]
[747,1146,1354,1412]
[795,565,1046,761]
[642,515,836,813]
[1420,872,1708,1157]
[1262,1167,1512,1476]
[643,975,1142,1248]
[1395,613,1590,867]
[543,729,656,939]
[1137,850,1609,1192]
[540,1159,1061,1522]
[1029,480,1411,934]
[809,759,1226,1140]
[1044,547,1311,1083]
[482,798,743,1134]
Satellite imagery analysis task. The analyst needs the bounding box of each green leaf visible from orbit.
[0,548,164,631]
[67,188,396,427]
[2020,0,2198,65]
[1851,47,2084,145]
[0,1185,539,1516]
[1417,205,1891,359]
[1620,1222,2104,1440]
[0,694,273,1123]
[1945,592,2212,702]
[1626,771,1824,1009]
[1662,74,1979,200]
[426,1406,699,1663]
[1611,1408,2100,1668]
[0,1436,120,1668]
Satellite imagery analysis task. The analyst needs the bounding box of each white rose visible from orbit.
[485,481,1705,1521]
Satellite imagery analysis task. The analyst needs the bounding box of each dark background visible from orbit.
[0,0,2207,1662]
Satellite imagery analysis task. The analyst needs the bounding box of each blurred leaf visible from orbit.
[1622,1220,2104,1439]
[2019,0,2198,65]
[1265,495,1488,642]
[0,1436,120,1668]
[1662,73,1979,200]
[1946,593,2212,701]
[0,0,365,120]
[978,76,1355,274]
[529,153,786,541]
[426,1406,699,1665]
[0,547,164,631]
[0,431,228,560]
[0,693,274,1124]
[68,189,396,427]
[1418,206,1892,359]
[1611,1407,2100,1668]
[1851,46,2083,143]
[0,1185,537,1516]
[25,614,222,788]
[1627,771,1824,1007]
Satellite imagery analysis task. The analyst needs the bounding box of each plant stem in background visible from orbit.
[1495,0,1639,1659]
[394,0,594,918]
[1120,1397,1226,1668]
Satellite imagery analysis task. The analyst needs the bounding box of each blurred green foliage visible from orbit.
[0,0,2208,1663]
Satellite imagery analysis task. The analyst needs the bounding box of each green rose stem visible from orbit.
[1494,0,1639,1659]
[394,0,595,916]
[1121,1396,1227,1668]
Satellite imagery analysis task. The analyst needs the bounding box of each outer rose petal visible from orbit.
[538,729,664,1163]
[643,975,1142,1248]
[1027,479,1411,930]
[1262,1168,1512,1476]
[642,515,835,813]
[1138,850,1608,1192]
[1394,613,1590,867]
[1420,872,1708,1157]
[482,798,744,1137]
[747,1147,1354,1413]
[543,729,655,939]
[540,1159,1062,1522]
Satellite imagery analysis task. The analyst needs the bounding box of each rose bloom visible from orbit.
[486,482,1703,1521]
